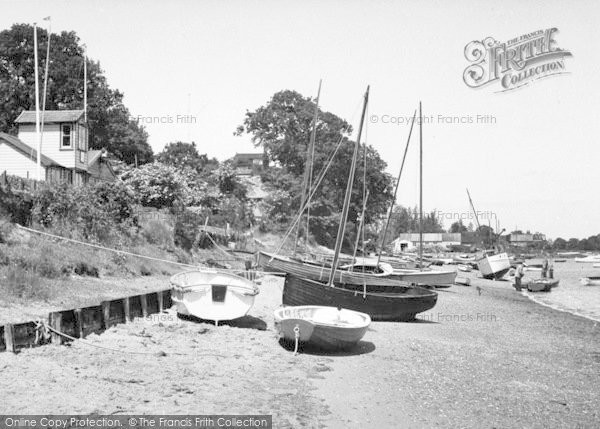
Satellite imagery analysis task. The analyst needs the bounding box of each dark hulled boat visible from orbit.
[282,274,438,321]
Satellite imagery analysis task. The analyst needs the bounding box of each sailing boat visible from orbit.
[466,189,510,279]
[281,89,438,321]
[375,104,456,287]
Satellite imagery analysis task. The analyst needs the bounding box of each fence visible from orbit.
[0,289,172,353]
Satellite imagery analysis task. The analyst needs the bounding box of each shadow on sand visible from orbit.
[177,314,268,331]
[277,339,376,356]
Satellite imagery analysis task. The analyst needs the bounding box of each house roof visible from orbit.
[87,149,117,179]
[14,110,85,124]
[0,132,60,167]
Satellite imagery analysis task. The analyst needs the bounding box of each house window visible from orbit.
[61,124,72,148]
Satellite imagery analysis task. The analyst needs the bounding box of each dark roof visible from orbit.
[15,110,85,124]
[0,132,60,167]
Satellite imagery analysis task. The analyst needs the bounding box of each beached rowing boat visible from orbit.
[273,305,370,351]
[580,276,600,286]
[170,270,259,324]
[282,274,438,321]
[524,278,559,292]
[457,264,472,272]
[574,255,600,263]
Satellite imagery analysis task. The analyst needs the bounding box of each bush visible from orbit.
[2,266,49,301]
[141,220,174,249]
[121,162,188,209]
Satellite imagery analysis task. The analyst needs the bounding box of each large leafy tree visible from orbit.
[236,90,394,247]
[0,23,152,164]
[157,141,218,174]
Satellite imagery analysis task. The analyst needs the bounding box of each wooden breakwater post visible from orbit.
[1,288,173,353]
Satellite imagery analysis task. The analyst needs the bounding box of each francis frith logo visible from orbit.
[463,28,572,92]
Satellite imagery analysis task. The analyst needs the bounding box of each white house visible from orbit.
[0,110,115,185]
[391,233,462,253]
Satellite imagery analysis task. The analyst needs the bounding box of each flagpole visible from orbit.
[33,23,41,181]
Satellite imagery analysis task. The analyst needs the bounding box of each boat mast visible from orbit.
[465,188,485,247]
[351,189,369,268]
[418,102,423,270]
[376,109,417,267]
[40,17,51,160]
[33,23,41,181]
[293,80,321,255]
[328,86,369,286]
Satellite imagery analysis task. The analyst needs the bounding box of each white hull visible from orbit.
[580,277,600,286]
[477,253,511,279]
[273,306,370,350]
[170,270,259,323]
[391,268,457,286]
[575,255,600,263]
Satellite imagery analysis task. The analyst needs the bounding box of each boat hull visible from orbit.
[391,269,457,287]
[258,251,407,286]
[282,275,438,321]
[477,253,511,280]
[273,306,370,350]
[525,279,559,292]
[580,277,600,286]
[170,270,259,323]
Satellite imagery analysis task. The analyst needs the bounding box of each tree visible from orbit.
[552,237,567,250]
[157,141,217,173]
[450,220,468,233]
[0,23,152,164]
[236,89,394,248]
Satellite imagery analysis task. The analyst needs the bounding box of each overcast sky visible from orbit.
[2,0,599,239]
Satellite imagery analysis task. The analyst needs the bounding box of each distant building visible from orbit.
[392,233,461,252]
[0,110,115,184]
[232,153,264,176]
[507,233,546,247]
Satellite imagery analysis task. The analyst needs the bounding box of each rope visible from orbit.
[204,230,245,261]
[42,320,226,358]
[293,325,300,356]
[14,224,283,276]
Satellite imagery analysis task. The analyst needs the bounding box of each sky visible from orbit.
[1,0,599,239]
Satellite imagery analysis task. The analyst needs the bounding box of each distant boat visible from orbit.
[594,263,600,268]
[524,278,559,292]
[455,276,471,286]
[580,277,600,286]
[282,274,438,321]
[273,305,371,351]
[554,259,567,263]
[170,270,259,324]
[575,255,600,263]
[457,264,472,272]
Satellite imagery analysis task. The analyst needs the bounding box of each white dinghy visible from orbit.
[274,305,371,353]
[171,270,259,325]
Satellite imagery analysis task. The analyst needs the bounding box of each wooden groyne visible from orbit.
[1,289,172,353]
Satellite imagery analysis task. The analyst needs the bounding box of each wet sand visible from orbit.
[1,274,599,428]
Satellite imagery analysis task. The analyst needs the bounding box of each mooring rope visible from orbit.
[14,224,283,277]
[39,319,226,358]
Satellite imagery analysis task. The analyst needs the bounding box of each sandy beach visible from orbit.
[1,273,599,428]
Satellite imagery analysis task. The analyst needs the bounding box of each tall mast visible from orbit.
[419,101,423,270]
[328,86,369,286]
[351,189,369,267]
[33,23,41,181]
[376,109,417,267]
[293,80,321,255]
[40,17,51,158]
[83,47,87,123]
[466,188,482,231]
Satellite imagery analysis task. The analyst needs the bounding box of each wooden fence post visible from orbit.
[123,297,131,322]
[140,294,148,317]
[74,309,84,338]
[49,312,63,345]
[4,324,16,353]
[102,301,111,329]
[157,291,164,312]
